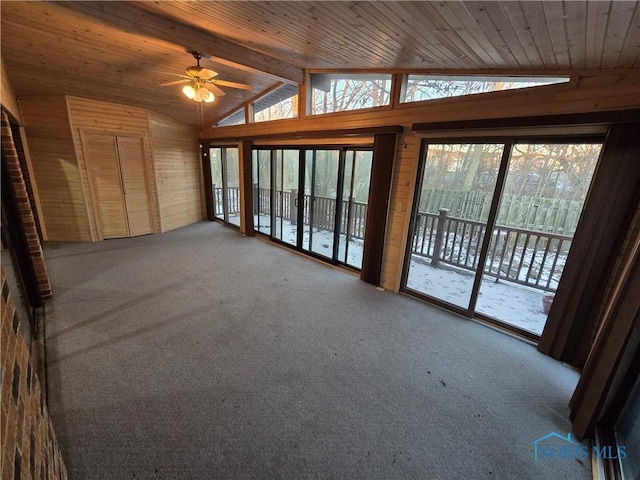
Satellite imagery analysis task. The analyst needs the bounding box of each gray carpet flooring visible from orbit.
[44,221,590,480]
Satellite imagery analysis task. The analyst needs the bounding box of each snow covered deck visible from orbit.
[406,256,548,335]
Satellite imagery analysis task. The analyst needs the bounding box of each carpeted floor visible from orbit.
[44,221,590,480]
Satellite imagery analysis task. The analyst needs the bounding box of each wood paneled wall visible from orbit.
[1,56,21,123]
[19,97,92,241]
[66,96,160,240]
[20,96,204,241]
[148,112,204,232]
[203,72,640,291]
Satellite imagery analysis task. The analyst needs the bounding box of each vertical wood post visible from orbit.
[212,183,217,216]
[290,189,298,225]
[253,183,259,215]
[241,140,255,236]
[347,196,355,242]
[361,130,401,286]
[201,146,216,221]
[431,208,449,268]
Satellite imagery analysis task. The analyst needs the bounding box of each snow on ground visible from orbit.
[255,215,364,268]
[406,255,548,335]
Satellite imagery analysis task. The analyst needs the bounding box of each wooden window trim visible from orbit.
[202,125,403,144]
[412,109,640,132]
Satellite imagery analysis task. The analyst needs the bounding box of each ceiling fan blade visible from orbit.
[159,79,192,87]
[185,66,218,80]
[199,68,218,80]
[204,83,226,97]
[211,79,253,91]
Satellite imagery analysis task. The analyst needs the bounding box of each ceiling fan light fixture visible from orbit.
[194,86,213,102]
[182,85,196,100]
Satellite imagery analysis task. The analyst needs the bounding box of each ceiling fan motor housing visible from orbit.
[186,65,216,80]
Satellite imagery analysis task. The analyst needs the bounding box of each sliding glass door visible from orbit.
[337,150,372,269]
[252,146,372,269]
[302,149,340,259]
[253,149,271,235]
[210,148,225,221]
[475,142,601,334]
[405,143,505,309]
[403,138,603,337]
[209,146,240,226]
[273,149,300,247]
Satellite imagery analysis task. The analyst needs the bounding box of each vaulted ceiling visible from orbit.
[2,1,639,130]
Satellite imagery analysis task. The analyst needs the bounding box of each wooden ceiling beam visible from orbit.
[57,1,304,84]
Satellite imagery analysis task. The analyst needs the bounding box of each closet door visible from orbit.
[85,134,129,238]
[116,137,152,236]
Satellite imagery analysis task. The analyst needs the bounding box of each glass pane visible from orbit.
[272,149,300,244]
[310,73,392,115]
[224,148,240,226]
[310,150,339,258]
[280,150,299,246]
[337,152,354,264]
[218,109,245,127]
[253,84,298,122]
[301,150,340,258]
[338,150,372,269]
[253,150,271,235]
[401,75,570,104]
[274,150,284,241]
[302,151,313,252]
[616,376,640,480]
[210,147,224,220]
[477,142,602,335]
[405,143,504,309]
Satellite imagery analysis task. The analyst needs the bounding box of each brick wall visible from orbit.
[1,268,67,479]
[11,124,45,242]
[1,109,52,301]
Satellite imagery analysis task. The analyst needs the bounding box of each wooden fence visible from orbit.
[418,189,584,235]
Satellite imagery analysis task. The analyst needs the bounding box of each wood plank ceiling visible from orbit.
[2,1,639,130]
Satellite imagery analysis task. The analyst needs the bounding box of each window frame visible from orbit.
[252,84,299,123]
[399,74,572,106]
[306,72,394,117]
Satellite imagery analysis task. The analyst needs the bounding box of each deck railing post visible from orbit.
[347,196,355,242]
[253,183,259,215]
[213,183,218,215]
[290,189,298,225]
[431,208,449,267]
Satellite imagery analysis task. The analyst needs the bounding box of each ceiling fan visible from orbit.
[160,51,253,103]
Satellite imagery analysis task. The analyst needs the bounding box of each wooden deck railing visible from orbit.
[252,186,368,240]
[412,209,572,292]
[213,186,240,216]
[218,185,570,292]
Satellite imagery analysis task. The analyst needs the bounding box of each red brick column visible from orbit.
[1,110,52,301]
